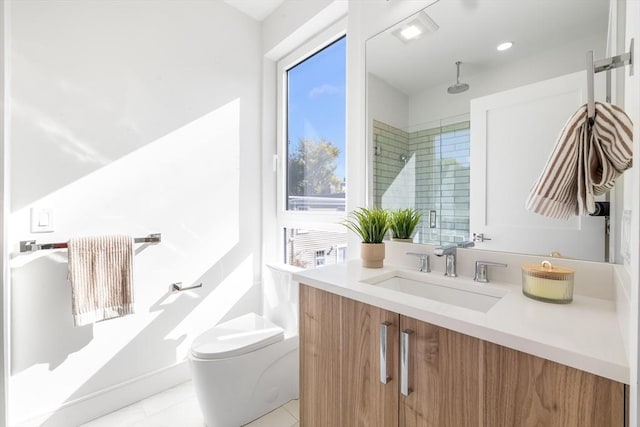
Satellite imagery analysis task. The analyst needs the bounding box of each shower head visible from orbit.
[447,61,469,94]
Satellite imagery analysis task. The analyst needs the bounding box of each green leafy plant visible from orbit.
[389,208,422,240]
[342,207,390,244]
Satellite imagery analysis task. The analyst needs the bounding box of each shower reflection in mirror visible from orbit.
[372,114,470,245]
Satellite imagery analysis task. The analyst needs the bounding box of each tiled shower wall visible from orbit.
[373,119,470,245]
[372,120,410,208]
[412,122,470,244]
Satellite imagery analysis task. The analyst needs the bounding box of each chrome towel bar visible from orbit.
[171,282,203,292]
[20,233,162,253]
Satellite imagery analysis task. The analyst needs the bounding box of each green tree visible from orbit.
[288,138,342,195]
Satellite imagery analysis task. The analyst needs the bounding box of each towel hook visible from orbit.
[586,38,634,119]
[586,50,595,119]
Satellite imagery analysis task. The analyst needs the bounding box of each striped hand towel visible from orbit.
[68,235,134,327]
[526,102,632,219]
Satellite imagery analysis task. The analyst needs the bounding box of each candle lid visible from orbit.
[521,260,574,280]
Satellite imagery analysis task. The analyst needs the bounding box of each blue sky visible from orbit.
[287,36,346,183]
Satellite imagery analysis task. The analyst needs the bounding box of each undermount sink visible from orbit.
[362,271,507,313]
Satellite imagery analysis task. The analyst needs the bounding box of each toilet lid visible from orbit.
[190,313,284,360]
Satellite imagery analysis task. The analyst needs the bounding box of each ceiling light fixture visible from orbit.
[497,41,513,51]
[392,11,439,43]
[400,25,423,40]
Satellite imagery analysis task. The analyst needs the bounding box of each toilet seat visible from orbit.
[190,313,284,360]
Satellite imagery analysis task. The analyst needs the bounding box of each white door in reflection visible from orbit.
[470,71,606,261]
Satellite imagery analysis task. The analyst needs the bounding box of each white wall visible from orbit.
[7,1,263,425]
[367,73,408,131]
[262,0,336,60]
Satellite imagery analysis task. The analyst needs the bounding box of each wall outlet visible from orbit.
[30,207,54,233]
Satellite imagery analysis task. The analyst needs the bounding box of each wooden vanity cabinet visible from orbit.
[299,283,344,426]
[483,342,625,426]
[300,284,626,427]
[300,284,399,426]
[300,285,481,426]
[399,316,482,427]
[341,296,399,426]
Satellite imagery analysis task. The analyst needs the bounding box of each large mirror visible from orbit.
[366,0,625,262]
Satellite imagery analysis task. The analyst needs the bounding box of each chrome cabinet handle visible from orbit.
[380,322,391,384]
[400,329,412,396]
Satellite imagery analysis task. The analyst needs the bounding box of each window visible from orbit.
[284,228,347,269]
[277,25,347,268]
[285,36,346,212]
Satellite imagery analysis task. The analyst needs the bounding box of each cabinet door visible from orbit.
[342,297,399,427]
[484,342,625,426]
[300,284,343,426]
[399,316,482,427]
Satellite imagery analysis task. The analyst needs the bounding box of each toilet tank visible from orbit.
[263,264,303,334]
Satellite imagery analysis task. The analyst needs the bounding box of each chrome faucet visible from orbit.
[406,252,430,272]
[433,244,454,256]
[434,241,475,277]
[473,261,507,283]
[458,241,476,249]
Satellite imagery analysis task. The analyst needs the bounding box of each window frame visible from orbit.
[275,20,347,235]
[337,244,347,263]
[314,249,326,266]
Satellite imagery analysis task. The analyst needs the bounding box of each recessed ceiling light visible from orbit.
[497,41,513,51]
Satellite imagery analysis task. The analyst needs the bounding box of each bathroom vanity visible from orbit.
[316,0,632,424]
[294,261,628,426]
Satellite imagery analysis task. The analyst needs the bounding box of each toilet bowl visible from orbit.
[189,312,299,427]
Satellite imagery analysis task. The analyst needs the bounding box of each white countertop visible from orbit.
[293,261,629,384]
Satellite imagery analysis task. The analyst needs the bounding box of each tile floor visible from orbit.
[79,381,299,427]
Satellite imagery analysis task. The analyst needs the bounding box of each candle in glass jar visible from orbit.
[521,261,575,304]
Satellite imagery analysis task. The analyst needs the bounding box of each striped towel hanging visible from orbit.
[67,235,135,327]
[525,102,632,219]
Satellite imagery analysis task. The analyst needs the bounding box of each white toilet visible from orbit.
[189,265,300,427]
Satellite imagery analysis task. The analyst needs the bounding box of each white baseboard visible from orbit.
[14,361,191,427]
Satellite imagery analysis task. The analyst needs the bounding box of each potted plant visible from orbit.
[389,208,422,242]
[342,207,390,268]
